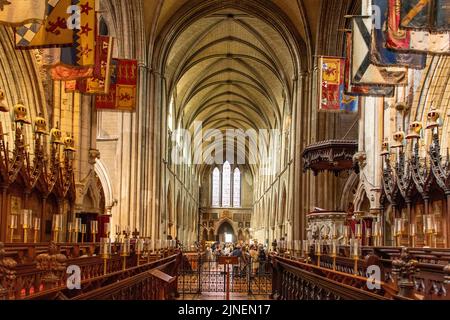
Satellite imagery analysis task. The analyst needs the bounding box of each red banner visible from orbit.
[387,0,412,50]
[75,35,114,94]
[95,59,138,111]
[318,56,344,111]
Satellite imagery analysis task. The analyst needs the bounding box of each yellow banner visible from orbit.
[76,0,96,66]
[15,0,74,48]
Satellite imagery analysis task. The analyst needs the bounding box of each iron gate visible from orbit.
[178,253,272,296]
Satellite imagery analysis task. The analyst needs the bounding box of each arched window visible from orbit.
[233,167,241,207]
[168,96,174,132]
[222,161,231,207]
[212,168,220,207]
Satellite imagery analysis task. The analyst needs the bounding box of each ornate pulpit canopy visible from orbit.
[302,140,358,176]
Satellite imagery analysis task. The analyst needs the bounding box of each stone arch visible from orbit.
[339,172,359,211]
[354,182,369,213]
[214,217,237,237]
[81,183,101,214]
[94,160,114,211]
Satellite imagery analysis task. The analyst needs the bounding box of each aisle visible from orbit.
[179,293,270,300]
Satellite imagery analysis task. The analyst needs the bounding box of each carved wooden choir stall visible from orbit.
[0,102,76,244]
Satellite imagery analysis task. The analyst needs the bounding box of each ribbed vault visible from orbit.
[155,2,304,178]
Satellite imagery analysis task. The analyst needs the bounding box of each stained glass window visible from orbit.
[212,167,220,207]
[233,167,241,207]
[222,161,231,207]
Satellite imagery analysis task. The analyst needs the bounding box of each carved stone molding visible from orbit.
[88,148,101,165]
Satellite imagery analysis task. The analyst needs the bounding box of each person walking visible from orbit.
[258,245,267,274]
[249,245,259,276]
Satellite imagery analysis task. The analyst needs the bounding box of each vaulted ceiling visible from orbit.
[142,0,359,175]
[168,8,292,131]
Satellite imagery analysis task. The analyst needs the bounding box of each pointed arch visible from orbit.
[212,167,220,207]
[233,167,241,207]
[222,161,232,207]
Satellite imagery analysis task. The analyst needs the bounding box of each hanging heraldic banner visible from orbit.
[351,16,407,86]
[318,56,358,112]
[388,0,450,53]
[400,0,450,31]
[0,0,46,25]
[71,36,114,94]
[387,0,411,50]
[47,0,97,81]
[371,0,426,69]
[400,0,432,29]
[345,32,395,97]
[95,59,138,111]
[318,56,343,111]
[15,0,75,48]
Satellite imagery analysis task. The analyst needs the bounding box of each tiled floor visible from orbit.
[178,293,271,300]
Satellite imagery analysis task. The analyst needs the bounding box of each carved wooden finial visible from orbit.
[392,248,419,299]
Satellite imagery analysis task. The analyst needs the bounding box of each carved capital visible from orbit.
[353,151,367,169]
[88,148,101,165]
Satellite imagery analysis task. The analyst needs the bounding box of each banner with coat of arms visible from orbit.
[371,0,426,69]
[66,35,114,94]
[387,0,450,53]
[344,31,395,97]
[351,16,408,86]
[95,59,138,111]
[0,0,46,25]
[318,56,358,113]
[15,0,76,48]
[318,56,343,111]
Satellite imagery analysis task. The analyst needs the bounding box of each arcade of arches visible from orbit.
[1,0,450,301]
